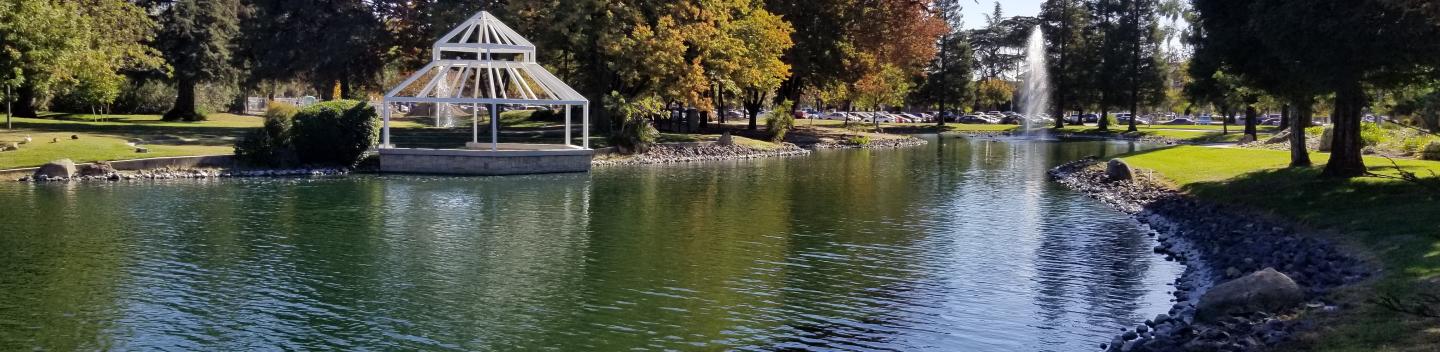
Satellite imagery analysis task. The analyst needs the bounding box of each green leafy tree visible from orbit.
[156,0,243,121]
[0,0,162,117]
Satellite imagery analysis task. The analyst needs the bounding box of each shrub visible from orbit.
[1360,123,1386,147]
[611,118,659,153]
[291,100,379,166]
[765,100,796,142]
[848,135,872,145]
[235,102,302,166]
[1424,141,1440,161]
[114,79,176,114]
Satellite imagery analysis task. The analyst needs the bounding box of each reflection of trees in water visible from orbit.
[0,184,129,351]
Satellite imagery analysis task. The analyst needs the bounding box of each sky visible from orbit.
[960,0,1043,30]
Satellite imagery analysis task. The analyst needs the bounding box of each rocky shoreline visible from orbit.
[1050,158,1369,352]
[591,143,812,166]
[806,135,929,150]
[593,135,927,166]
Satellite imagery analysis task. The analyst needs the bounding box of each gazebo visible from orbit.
[378,11,593,175]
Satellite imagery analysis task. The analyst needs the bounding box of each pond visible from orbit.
[0,137,1181,351]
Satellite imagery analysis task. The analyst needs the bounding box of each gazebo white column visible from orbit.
[379,11,589,151]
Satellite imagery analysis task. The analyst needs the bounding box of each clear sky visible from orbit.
[961,0,1043,29]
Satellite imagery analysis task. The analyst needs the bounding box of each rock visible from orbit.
[1106,159,1135,182]
[1,142,18,151]
[1196,268,1304,322]
[77,162,116,177]
[1264,131,1291,144]
[135,147,150,153]
[21,136,32,144]
[33,159,77,179]
[718,130,734,146]
[70,134,79,140]
[1317,126,1334,152]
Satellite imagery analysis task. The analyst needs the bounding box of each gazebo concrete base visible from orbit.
[379,145,592,175]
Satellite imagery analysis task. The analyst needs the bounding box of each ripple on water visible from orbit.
[0,139,1180,351]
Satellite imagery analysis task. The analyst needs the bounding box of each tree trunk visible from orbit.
[165,78,204,121]
[1322,86,1367,178]
[1278,104,1290,131]
[1289,99,1312,168]
[938,33,948,128]
[744,90,764,131]
[13,83,38,118]
[1244,104,1258,141]
[1098,106,1110,131]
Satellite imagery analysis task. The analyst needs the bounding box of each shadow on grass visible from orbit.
[11,119,253,147]
[1115,145,1440,349]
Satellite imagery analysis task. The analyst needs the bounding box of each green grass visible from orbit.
[656,132,781,150]
[0,132,233,170]
[1118,146,1440,351]
[1056,125,1271,143]
[0,112,261,169]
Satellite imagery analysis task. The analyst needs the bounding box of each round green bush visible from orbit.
[291,100,379,167]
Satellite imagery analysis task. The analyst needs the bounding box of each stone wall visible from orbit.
[379,148,592,175]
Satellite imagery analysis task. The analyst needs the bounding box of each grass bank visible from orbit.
[1,113,259,169]
[1117,146,1440,351]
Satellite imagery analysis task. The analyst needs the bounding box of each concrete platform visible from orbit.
[379,144,593,175]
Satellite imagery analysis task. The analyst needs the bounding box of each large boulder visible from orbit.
[77,161,116,177]
[34,159,77,179]
[1196,268,1304,322]
[1106,159,1135,182]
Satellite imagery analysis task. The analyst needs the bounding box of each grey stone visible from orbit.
[135,147,150,153]
[718,130,734,146]
[34,159,77,179]
[1196,268,1304,322]
[1106,159,1135,182]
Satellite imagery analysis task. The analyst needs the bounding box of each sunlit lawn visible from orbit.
[0,112,259,169]
[1119,146,1440,351]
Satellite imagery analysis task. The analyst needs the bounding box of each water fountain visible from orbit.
[1018,26,1050,137]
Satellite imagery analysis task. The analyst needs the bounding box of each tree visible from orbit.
[156,0,242,121]
[975,78,1013,111]
[0,0,162,117]
[1244,0,1440,177]
[853,63,911,129]
[930,0,972,126]
[244,0,387,100]
[1041,0,1091,128]
[918,29,975,125]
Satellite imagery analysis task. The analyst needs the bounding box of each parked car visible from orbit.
[822,112,849,120]
[1165,117,1195,125]
[958,115,992,124]
[1196,115,1214,125]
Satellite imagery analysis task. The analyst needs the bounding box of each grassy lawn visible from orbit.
[0,112,259,169]
[1056,125,1272,143]
[657,132,782,150]
[1118,146,1440,351]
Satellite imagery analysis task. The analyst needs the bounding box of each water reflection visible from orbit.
[0,137,1181,351]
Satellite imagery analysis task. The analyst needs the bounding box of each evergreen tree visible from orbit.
[156,0,242,121]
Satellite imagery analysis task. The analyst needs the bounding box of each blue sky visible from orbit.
[960,0,1043,29]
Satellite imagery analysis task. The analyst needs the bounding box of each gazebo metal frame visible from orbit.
[381,11,590,150]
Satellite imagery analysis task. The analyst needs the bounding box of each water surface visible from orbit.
[0,137,1181,351]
